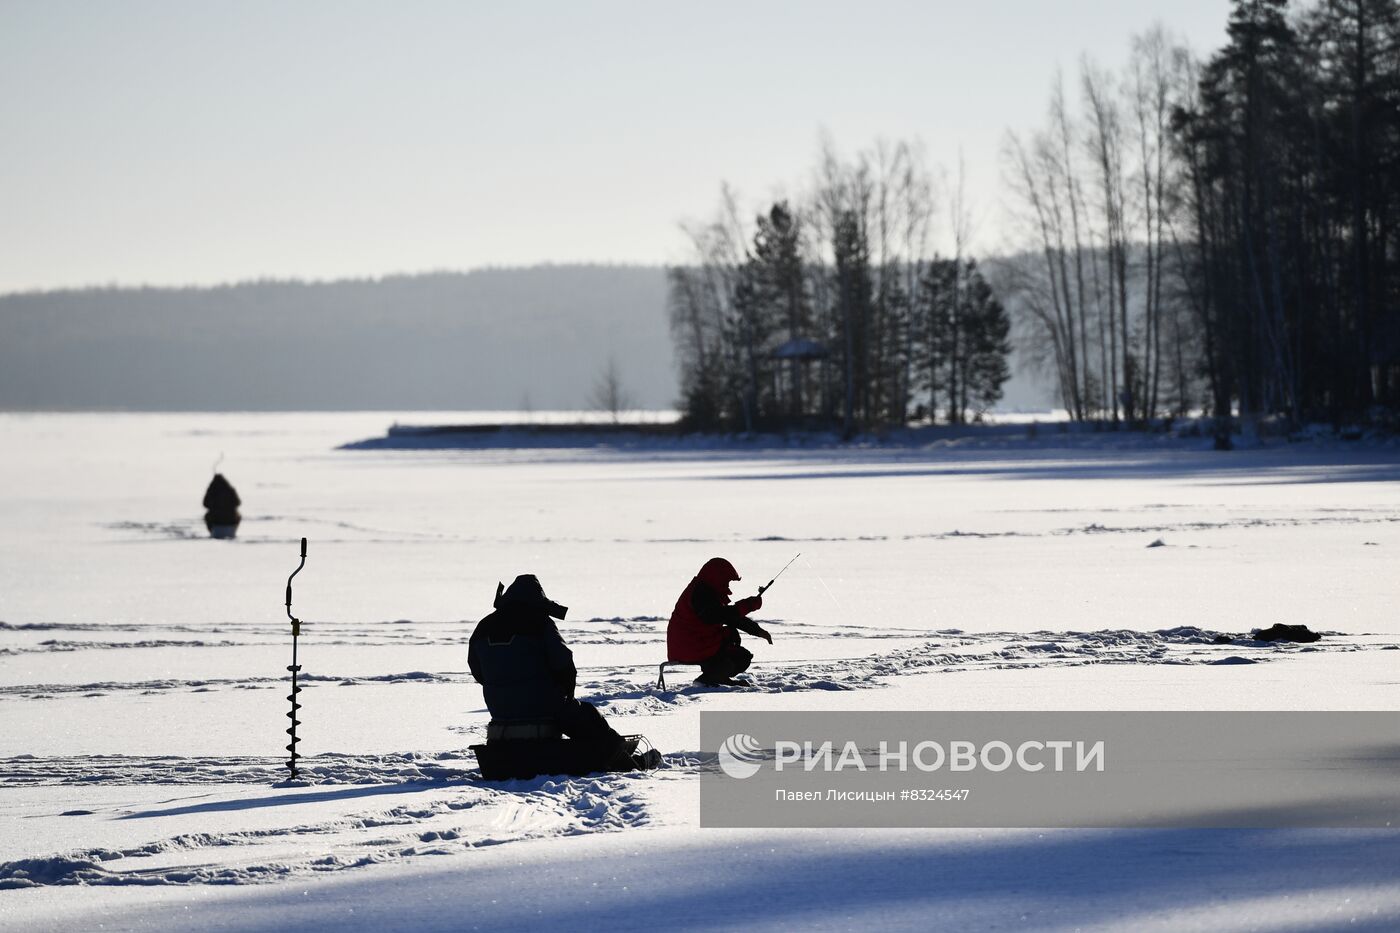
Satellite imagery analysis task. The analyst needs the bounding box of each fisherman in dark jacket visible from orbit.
[668,557,772,686]
[469,574,631,769]
[202,473,241,539]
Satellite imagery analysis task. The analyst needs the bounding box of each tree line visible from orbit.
[667,142,1011,435]
[1001,0,1400,445]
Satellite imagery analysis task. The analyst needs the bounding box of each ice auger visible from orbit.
[284,537,308,780]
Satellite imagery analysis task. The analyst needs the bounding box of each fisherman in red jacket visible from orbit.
[668,558,772,687]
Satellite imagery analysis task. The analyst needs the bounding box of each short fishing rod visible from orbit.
[757,552,801,596]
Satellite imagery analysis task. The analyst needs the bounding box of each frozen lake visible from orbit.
[2,412,1398,931]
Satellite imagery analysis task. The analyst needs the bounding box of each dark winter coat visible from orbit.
[468,575,577,721]
[202,474,241,524]
[668,558,764,662]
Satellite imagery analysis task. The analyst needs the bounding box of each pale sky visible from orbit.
[0,1,1230,293]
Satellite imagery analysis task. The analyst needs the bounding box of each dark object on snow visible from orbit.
[282,538,308,782]
[1147,538,1166,548]
[472,728,660,780]
[1251,623,1321,643]
[469,574,655,777]
[668,558,772,686]
[1212,634,1236,645]
[203,473,241,538]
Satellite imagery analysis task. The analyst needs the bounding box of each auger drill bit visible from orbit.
[284,537,308,781]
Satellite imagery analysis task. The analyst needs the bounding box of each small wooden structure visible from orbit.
[770,338,829,421]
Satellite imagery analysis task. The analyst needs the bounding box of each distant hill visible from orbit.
[0,263,1050,412]
[0,266,675,411]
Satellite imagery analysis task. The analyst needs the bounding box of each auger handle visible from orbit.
[286,537,307,619]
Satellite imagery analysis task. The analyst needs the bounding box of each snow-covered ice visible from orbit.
[1,412,1398,931]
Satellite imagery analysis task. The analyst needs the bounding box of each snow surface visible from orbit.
[1,412,1398,931]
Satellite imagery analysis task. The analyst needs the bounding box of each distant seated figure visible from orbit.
[469,575,646,772]
[668,558,772,687]
[203,473,241,539]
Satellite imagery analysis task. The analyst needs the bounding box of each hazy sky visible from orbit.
[1,1,1230,293]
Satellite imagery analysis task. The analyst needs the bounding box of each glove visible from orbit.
[735,595,763,615]
[756,626,773,645]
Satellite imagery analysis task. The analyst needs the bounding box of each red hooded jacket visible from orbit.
[667,558,762,662]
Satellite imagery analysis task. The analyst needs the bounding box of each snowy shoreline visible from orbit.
[344,415,1400,455]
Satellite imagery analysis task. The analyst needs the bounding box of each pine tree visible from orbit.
[919,258,1012,423]
[749,203,810,417]
[963,261,1013,419]
[918,258,958,423]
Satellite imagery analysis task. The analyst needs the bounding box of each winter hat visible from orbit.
[494,574,568,619]
[697,557,740,597]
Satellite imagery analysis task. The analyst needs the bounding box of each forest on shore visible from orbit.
[668,0,1400,445]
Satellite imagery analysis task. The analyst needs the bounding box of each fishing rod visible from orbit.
[757,552,801,596]
[284,537,307,781]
